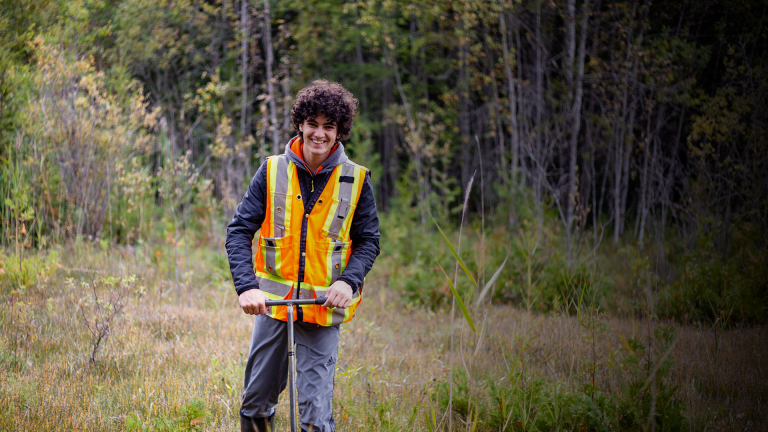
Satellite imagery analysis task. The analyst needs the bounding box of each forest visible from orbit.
[1,0,767,430]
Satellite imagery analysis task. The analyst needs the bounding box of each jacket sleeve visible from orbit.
[337,171,381,293]
[225,161,268,295]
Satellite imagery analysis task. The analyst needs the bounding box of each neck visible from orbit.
[301,143,331,174]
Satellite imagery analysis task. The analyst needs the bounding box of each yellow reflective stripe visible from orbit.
[323,241,333,287]
[340,241,351,275]
[326,294,362,325]
[266,157,279,238]
[321,165,343,237]
[295,281,361,299]
[256,272,293,318]
[284,160,296,235]
[338,166,365,237]
[273,156,290,237]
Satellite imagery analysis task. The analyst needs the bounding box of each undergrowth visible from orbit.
[0,224,764,431]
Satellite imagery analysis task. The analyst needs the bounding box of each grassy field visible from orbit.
[1,241,766,431]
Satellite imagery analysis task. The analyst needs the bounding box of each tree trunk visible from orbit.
[535,0,544,219]
[614,0,639,245]
[620,0,649,240]
[485,22,506,186]
[459,16,471,189]
[241,0,249,137]
[638,103,664,244]
[282,68,292,141]
[564,0,576,236]
[353,13,368,112]
[516,21,528,189]
[500,12,519,188]
[263,0,280,154]
[566,0,590,264]
[635,102,653,242]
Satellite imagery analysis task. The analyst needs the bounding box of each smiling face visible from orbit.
[298,113,338,163]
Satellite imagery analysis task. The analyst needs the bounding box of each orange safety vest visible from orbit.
[253,153,368,325]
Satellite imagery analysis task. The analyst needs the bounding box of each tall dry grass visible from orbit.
[1,243,766,431]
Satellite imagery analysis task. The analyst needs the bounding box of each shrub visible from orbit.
[661,244,768,324]
[73,274,138,364]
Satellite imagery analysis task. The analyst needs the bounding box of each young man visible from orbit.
[226,80,380,432]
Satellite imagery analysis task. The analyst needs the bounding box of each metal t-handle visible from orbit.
[264,297,328,306]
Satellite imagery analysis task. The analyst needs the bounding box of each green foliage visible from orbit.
[346,124,383,187]
[661,234,768,324]
[378,209,448,309]
[0,249,59,292]
[434,325,686,432]
[126,398,209,432]
[614,326,686,431]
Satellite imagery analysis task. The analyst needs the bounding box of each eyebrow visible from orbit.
[307,117,337,126]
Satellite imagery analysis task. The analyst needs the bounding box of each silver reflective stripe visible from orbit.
[327,163,356,240]
[331,309,346,325]
[264,240,278,275]
[297,286,328,300]
[273,156,289,237]
[256,277,292,297]
[331,240,344,282]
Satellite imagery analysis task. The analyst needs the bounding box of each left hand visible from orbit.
[323,280,353,309]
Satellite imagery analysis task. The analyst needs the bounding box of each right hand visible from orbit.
[239,289,269,315]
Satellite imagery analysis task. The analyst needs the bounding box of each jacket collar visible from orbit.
[284,135,349,175]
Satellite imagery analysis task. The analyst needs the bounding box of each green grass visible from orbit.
[0,232,766,431]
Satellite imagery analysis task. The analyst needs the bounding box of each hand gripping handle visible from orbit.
[265,297,327,306]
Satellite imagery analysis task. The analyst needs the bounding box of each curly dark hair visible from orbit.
[291,79,359,141]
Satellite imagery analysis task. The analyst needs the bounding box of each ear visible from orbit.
[298,123,303,133]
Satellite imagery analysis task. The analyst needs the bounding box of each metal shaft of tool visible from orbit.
[263,298,326,432]
[287,302,296,432]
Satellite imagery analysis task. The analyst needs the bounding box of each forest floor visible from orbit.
[0,244,766,431]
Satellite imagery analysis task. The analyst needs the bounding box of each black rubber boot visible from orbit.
[240,413,275,432]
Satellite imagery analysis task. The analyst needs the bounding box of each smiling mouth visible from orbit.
[310,138,327,145]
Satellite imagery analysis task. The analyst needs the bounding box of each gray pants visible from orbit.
[242,314,340,432]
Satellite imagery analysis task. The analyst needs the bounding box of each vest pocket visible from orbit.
[329,240,347,283]
[304,238,349,286]
[258,234,296,279]
[327,199,357,240]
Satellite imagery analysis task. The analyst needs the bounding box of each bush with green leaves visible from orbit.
[660,236,768,324]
